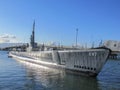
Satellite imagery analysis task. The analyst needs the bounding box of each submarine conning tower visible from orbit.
[30,20,37,51]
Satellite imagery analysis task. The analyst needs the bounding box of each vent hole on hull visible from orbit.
[91,68,93,70]
[94,68,96,71]
[74,65,76,68]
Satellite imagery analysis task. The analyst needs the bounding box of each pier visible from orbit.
[108,51,120,59]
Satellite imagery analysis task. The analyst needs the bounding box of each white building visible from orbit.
[103,40,120,52]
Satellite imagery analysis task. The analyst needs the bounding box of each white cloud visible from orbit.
[0,34,20,43]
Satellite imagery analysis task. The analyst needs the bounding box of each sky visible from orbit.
[0,0,120,47]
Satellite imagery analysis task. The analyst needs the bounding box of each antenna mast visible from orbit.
[76,28,78,47]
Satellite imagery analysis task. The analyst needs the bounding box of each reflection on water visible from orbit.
[22,61,99,90]
[0,51,120,90]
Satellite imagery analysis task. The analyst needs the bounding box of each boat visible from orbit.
[9,21,110,77]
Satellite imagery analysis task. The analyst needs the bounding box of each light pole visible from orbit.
[76,28,78,47]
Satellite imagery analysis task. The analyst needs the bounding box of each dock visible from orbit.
[108,51,120,59]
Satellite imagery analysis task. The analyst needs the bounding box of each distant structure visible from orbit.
[0,43,28,51]
[99,40,103,47]
[103,40,120,52]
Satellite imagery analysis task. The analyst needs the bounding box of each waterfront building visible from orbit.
[103,40,120,52]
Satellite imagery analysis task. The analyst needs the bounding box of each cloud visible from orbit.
[0,34,20,43]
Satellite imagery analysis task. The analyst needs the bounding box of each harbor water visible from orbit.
[0,51,120,90]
